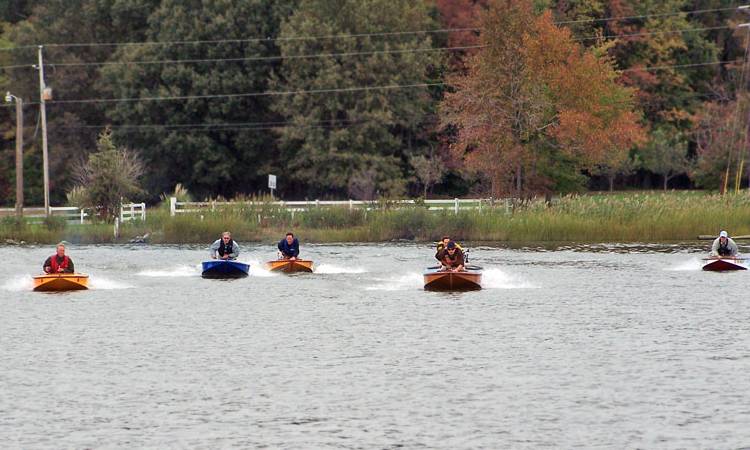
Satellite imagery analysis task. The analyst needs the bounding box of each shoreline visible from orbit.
[2,192,749,246]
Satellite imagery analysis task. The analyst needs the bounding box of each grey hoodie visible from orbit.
[710,237,738,257]
[210,239,240,260]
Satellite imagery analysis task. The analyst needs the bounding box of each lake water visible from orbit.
[1,243,749,448]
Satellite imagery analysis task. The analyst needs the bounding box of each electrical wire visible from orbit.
[0,5,740,52]
[0,23,736,71]
[43,45,483,68]
[39,59,733,105]
[47,82,445,104]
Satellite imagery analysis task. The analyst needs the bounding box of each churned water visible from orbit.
[1,242,749,448]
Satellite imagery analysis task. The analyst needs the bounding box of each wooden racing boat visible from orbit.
[265,259,314,273]
[33,273,89,292]
[424,269,482,291]
[201,260,250,279]
[702,257,747,272]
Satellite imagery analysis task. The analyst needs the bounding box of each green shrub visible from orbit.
[43,216,67,231]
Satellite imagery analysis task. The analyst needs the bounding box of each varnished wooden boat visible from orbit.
[265,259,314,273]
[702,257,747,271]
[33,273,89,292]
[201,260,250,279]
[424,269,482,291]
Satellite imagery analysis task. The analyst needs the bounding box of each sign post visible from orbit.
[268,174,277,199]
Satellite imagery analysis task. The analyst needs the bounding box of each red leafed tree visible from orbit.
[434,0,488,69]
[441,0,644,197]
[693,96,750,191]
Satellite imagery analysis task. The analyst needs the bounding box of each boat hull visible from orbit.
[201,260,250,279]
[33,273,89,292]
[265,259,314,273]
[702,258,747,271]
[424,270,482,291]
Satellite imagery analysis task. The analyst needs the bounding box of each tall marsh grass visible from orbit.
[2,192,749,244]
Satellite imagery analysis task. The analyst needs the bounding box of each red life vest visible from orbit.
[50,255,70,272]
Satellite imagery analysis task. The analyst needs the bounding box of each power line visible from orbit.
[0,22,733,71]
[43,45,483,68]
[556,5,740,24]
[621,59,739,72]
[45,26,734,68]
[50,87,732,132]
[0,6,739,52]
[40,59,733,106]
[55,118,370,129]
[577,25,733,42]
[41,60,735,105]
[54,120,385,133]
[48,82,445,104]
[1,27,481,52]
[0,25,728,71]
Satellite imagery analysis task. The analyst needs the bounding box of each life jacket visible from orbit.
[436,241,463,252]
[50,255,70,272]
[218,239,234,257]
[718,241,732,256]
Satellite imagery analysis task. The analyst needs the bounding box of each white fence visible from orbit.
[0,203,146,224]
[120,202,146,222]
[0,206,90,223]
[170,197,512,216]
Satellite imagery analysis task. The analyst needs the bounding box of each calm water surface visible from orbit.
[1,243,749,448]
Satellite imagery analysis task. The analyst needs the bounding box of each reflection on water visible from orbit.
[1,243,749,448]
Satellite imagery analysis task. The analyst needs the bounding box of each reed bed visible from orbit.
[2,192,749,244]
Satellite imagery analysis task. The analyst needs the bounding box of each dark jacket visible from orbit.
[43,255,75,273]
[436,248,465,268]
[435,241,463,260]
[278,238,300,258]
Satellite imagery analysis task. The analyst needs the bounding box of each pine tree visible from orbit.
[99,0,296,200]
[271,0,441,199]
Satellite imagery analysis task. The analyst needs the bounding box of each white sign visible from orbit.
[268,174,277,190]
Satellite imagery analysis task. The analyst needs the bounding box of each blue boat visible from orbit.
[201,260,250,279]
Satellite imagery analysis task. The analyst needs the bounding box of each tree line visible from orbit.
[1,0,748,206]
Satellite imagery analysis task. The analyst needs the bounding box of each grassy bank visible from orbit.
[2,192,750,245]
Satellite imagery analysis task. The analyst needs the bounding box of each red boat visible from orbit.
[702,258,747,271]
[423,269,482,291]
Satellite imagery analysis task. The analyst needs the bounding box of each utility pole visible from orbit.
[37,45,51,216]
[5,92,23,216]
[14,97,23,216]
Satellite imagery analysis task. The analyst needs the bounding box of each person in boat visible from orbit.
[210,231,240,260]
[43,243,75,274]
[436,241,465,272]
[435,235,463,261]
[278,232,300,261]
[710,230,739,257]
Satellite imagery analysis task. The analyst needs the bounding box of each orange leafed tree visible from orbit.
[441,0,645,196]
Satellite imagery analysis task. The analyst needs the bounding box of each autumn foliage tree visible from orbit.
[434,0,488,69]
[693,95,749,191]
[441,0,645,196]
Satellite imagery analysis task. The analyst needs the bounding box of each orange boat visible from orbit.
[424,269,482,291]
[265,259,314,273]
[33,273,89,292]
